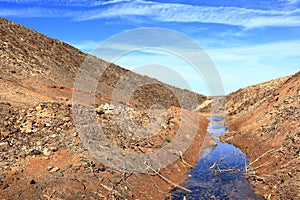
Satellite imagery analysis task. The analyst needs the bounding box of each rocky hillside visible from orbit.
[2,16,299,200]
[0,101,209,199]
[222,71,300,199]
[0,17,206,109]
[225,76,290,118]
[0,17,210,199]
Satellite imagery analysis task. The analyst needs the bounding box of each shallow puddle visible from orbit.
[170,116,263,200]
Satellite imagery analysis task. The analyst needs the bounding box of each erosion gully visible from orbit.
[170,116,263,200]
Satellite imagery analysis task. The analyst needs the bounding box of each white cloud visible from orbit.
[75,38,300,95]
[0,0,132,6]
[281,0,300,4]
[1,0,300,28]
[101,0,132,5]
[206,40,300,61]
[69,40,101,53]
[204,39,300,93]
[76,1,300,28]
[0,7,71,18]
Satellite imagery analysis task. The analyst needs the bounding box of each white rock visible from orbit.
[43,148,52,156]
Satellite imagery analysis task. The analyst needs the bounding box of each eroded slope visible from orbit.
[223,72,300,199]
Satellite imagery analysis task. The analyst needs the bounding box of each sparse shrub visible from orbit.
[165,136,171,143]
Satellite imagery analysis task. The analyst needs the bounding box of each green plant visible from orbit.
[165,136,171,143]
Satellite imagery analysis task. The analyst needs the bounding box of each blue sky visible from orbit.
[1,0,300,95]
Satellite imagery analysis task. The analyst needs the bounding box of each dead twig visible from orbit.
[179,151,194,168]
[208,151,240,174]
[244,157,248,173]
[209,164,240,175]
[42,190,56,200]
[252,160,273,170]
[95,192,107,200]
[100,183,122,197]
[149,174,170,198]
[247,147,281,167]
[145,162,192,193]
[115,171,133,185]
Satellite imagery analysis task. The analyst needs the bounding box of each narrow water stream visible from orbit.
[170,117,263,200]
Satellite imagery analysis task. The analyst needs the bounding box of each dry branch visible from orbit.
[247,147,282,167]
[145,163,192,193]
[179,151,194,168]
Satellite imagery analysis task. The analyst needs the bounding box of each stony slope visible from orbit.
[0,17,206,109]
[222,71,300,199]
[225,76,290,118]
[2,16,299,200]
[0,17,210,199]
[0,101,209,199]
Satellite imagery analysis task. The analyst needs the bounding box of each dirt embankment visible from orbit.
[222,72,300,199]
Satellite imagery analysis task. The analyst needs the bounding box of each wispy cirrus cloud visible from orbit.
[68,40,101,53]
[206,39,300,62]
[69,38,300,94]
[0,7,72,18]
[0,0,131,6]
[203,39,300,93]
[281,0,300,4]
[77,1,300,28]
[1,0,300,29]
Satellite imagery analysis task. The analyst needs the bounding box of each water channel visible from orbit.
[170,116,263,200]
